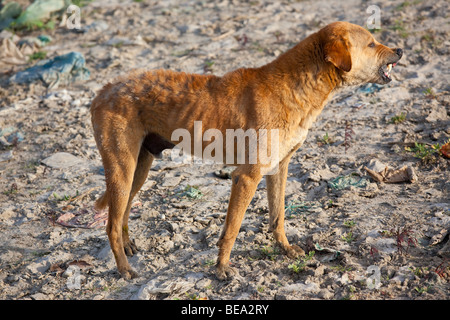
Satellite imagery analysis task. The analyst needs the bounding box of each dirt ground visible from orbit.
[0,0,449,300]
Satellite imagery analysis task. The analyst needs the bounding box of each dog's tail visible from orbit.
[94,191,108,211]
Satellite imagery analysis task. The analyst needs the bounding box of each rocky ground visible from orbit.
[0,0,449,300]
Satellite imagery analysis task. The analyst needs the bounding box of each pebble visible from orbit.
[41,152,85,169]
[318,289,334,299]
[281,282,320,294]
[426,105,448,122]
[161,176,182,187]
[0,150,13,162]
[314,265,326,277]
[31,292,51,300]
[135,277,195,300]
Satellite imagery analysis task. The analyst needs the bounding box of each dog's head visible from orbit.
[320,21,403,85]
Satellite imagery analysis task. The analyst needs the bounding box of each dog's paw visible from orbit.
[119,267,139,280]
[123,238,139,256]
[284,244,305,259]
[215,264,237,281]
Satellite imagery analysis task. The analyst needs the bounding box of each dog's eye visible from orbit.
[368,42,375,48]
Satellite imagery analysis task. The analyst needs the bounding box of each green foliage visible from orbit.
[389,112,407,124]
[317,132,334,146]
[29,50,47,61]
[177,185,203,199]
[288,251,315,273]
[405,142,440,160]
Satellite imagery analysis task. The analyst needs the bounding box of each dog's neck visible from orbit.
[261,34,344,116]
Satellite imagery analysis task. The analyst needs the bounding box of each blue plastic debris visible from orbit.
[328,174,369,190]
[0,126,24,146]
[358,83,384,94]
[9,51,90,88]
[37,34,52,44]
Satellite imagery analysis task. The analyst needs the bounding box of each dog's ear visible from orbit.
[324,37,352,72]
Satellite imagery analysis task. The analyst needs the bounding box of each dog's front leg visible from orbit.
[216,166,262,280]
[266,153,305,258]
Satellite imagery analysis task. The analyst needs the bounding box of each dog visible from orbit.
[90,21,402,280]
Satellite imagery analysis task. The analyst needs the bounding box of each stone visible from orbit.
[314,265,326,277]
[0,150,13,162]
[161,176,182,187]
[281,281,320,294]
[134,276,195,300]
[426,105,448,122]
[41,152,85,168]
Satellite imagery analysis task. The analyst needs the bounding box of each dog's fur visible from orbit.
[91,21,402,280]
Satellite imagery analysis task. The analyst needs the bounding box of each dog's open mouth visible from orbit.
[379,62,397,83]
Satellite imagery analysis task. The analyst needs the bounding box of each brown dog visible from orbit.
[91,21,402,280]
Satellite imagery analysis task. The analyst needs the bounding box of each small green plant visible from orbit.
[368,28,381,34]
[177,185,203,199]
[10,19,55,31]
[72,0,94,6]
[288,251,315,273]
[204,259,215,267]
[317,132,334,146]
[410,266,428,277]
[53,193,71,201]
[32,250,51,258]
[29,51,47,62]
[391,20,409,38]
[331,265,352,273]
[389,112,407,124]
[423,87,436,98]
[414,286,429,294]
[52,191,79,202]
[341,231,355,244]
[343,220,356,228]
[24,160,40,172]
[3,183,18,196]
[203,60,214,73]
[405,142,441,162]
[395,1,411,10]
[259,245,280,261]
[324,199,337,209]
[185,292,206,300]
[205,284,213,290]
[421,33,433,42]
[112,41,124,49]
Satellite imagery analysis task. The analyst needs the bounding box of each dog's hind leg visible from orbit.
[97,128,143,279]
[121,148,154,256]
